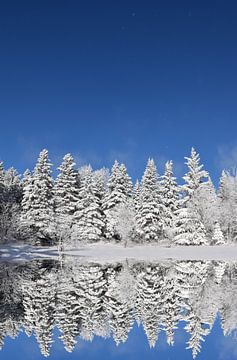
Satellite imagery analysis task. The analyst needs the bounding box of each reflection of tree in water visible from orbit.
[0,259,236,358]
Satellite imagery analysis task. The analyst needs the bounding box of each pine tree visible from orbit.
[212,222,225,245]
[183,148,209,200]
[136,159,161,242]
[20,149,54,244]
[103,161,132,240]
[4,167,22,204]
[218,170,237,241]
[190,176,219,236]
[174,207,207,245]
[159,161,180,239]
[133,180,140,214]
[72,166,104,243]
[54,154,80,219]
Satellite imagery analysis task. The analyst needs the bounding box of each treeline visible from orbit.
[0,259,235,358]
[0,147,236,246]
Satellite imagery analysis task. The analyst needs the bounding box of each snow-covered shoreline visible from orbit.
[1,243,237,263]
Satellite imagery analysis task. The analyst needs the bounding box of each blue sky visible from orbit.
[1,319,237,360]
[1,0,237,184]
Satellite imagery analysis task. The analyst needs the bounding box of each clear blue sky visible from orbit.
[2,319,237,360]
[1,1,237,184]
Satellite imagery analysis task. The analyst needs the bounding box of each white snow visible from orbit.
[1,243,237,263]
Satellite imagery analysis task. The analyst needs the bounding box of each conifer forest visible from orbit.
[0,147,235,247]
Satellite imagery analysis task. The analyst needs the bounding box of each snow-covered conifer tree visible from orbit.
[111,199,136,246]
[72,166,104,243]
[136,159,161,242]
[174,207,207,245]
[133,180,140,214]
[20,149,54,244]
[183,148,209,200]
[103,161,132,240]
[54,154,80,229]
[212,222,225,245]
[186,176,218,243]
[218,170,237,241]
[159,161,180,239]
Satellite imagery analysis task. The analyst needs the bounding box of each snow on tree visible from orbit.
[54,154,80,221]
[174,206,207,245]
[212,222,226,245]
[103,161,132,240]
[111,199,136,247]
[20,149,55,244]
[0,167,22,242]
[72,166,104,243]
[218,170,237,241]
[136,159,161,242]
[159,161,180,239]
[3,167,22,203]
[93,167,109,201]
[183,148,209,200]
[133,180,140,213]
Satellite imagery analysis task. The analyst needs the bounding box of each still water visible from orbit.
[0,259,237,359]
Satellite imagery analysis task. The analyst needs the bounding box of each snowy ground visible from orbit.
[1,243,237,263]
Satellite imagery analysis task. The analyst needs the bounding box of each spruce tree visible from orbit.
[174,207,207,245]
[159,161,180,239]
[212,222,225,245]
[183,148,209,200]
[136,159,161,242]
[20,149,54,244]
[72,166,104,243]
[103,161,132,240]
[54,154,80,222]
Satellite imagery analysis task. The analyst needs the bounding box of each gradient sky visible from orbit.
[1,1,237,184]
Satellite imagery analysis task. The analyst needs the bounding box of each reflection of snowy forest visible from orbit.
[0,147,236,246]
[0,259,236,358]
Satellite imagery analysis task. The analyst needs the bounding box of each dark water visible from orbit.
[0,258,237,359]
